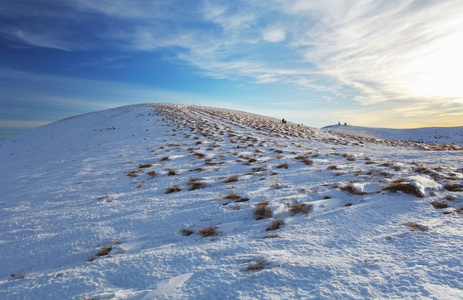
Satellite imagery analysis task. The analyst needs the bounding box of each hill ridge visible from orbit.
[1,103,462,299]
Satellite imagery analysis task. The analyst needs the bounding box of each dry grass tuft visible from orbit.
[165,185,181,194]
[339,185,365,195]
[166,169,176,176]
[223,175,239,183]
[197,226,220,237]
[245,259,269,271]
[382,183,424,198]
[189,181,206,191]
[276,162,289,169]
[126,170,138,177]
[138,163,152,168]
[96,246,112,257]
[327,165,339,170]
[412,166,432,174]
[193,152,205,159]
[299,157,314,165]
[444,195,456,201]
[444,183,463,192]
[224,192,241,200]
[179,229,195,236]
[147,170,157,177]
[266,219,284,231]
[431,201,448,209]
[405,222,428,232]
[289,202,312,215]
[160,156,170,161]
[254,201,273,220]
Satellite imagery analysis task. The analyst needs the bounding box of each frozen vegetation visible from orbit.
[1,103,462,299]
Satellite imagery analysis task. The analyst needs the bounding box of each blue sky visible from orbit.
[1,0,463,140]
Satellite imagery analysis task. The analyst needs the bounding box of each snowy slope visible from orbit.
[1,104,463,299]
[323,124,463,145]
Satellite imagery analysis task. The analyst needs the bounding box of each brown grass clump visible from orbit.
[327,165,338,170]
[160,156,170,161]
[254,201,273,220]
[381,183,424,198]
[289,202,312,215]
[165,185,181,194]
[166,169,176,176]
[223,175,239,183]
[412,166,432,174]
[188,181,206,191]
[245,259,269,271]
[454,207,463,214]
[276,163,289,169]
[179,229,195,236]
[405,222,428,232]
[339,185,365,195]
[224,192,241,200]
[444,183,463,192]
[444,195,456,201]
[193,152,205,159]
[138,163,152,168]
[431,201,448,209]
[126,170,138,177]
[197,226,220,237]
[147,170,157,177]
[266,219,284,231]
[299,157,314,165]
[96,246,112,257]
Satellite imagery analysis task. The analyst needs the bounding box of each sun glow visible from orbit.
[403,31,463,100]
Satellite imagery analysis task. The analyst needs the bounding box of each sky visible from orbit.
[1,0,463,140]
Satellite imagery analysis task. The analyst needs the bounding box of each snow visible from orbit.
[1,103,462,299]
[323,124,463,145]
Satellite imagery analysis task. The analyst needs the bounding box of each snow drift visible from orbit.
[1,104,462,299]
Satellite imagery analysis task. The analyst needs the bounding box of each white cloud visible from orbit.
[281,0,463,104]
[263,27,286,42]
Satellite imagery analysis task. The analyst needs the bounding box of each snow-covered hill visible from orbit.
[323,124,463,145]
[1,104,463,299]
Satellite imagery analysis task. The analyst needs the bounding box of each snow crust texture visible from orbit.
[1,103,463,299]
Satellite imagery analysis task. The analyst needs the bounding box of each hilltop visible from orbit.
[323,124,463,145]
[1,104,462,299]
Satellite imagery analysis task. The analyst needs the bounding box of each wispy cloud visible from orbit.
[280,0,463,104]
